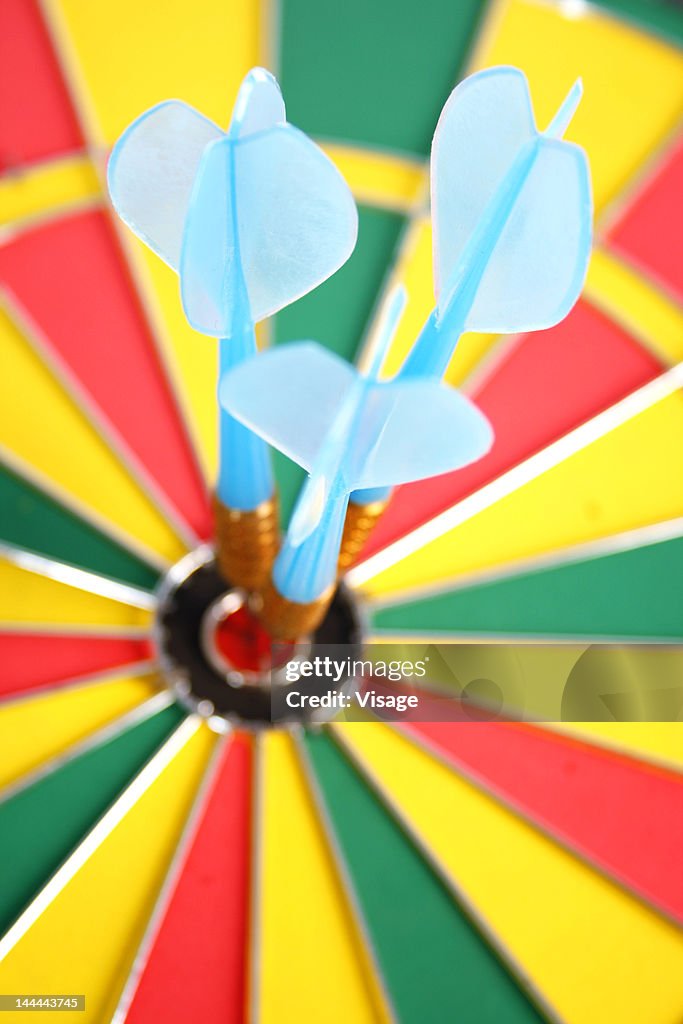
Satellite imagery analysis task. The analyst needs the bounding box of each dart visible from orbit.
[220,286,494,638]
[107,67,358,589]
[342,65,593,562]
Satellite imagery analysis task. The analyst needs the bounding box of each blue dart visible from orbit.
[220,287,493,637]
[403,66,591,378]
[349,64,592,520]
[107,66,358,587]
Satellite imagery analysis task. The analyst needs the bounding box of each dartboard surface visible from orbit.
[1,1,683,1022]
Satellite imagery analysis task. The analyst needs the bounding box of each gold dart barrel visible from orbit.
[213,494,279,592]
[337,498,388,572]
[255,579,334,641]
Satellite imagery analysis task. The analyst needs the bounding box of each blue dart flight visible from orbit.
[107,66,358,512]
[353,64,592,506]
[405,65,592,377]
[220,287,494,605]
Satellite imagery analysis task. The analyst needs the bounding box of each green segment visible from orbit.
[280,0,485,155]
[0,703,184,934]
[597,0,683,45]
[371,537,683,640]
[273,206,403,522]
[304,731,544,1024]
[0,462,159,591]
[274,208,402,364]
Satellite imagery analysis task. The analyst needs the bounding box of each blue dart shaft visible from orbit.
[350,144,536,506]
[216,133,274,511]
[274,289,406,603]
[273,489,349,604]
[274,381,366,602]
[216,324,274,511]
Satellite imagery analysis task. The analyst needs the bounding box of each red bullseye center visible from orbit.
[212,602,295,674]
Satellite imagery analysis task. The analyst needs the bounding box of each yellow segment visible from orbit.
[45,0,263,478]
[257,732,386,1024]
[444,329,503,389]
[337,722,683,1024]
[0,672,159,789]
[0,307,185,567]
[0,557,153,631]
[322,144,424,213]
[45,0,262,145]
[0,156,99,232]
[359,388,683,596]
[0,721,216,1023]
[586,248,683,366]
[556,723,683,774]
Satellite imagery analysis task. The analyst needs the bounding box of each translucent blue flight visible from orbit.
[107,67,358,510]
[220,288,493,603]
[405,65,592,376]
[352,65,592,507]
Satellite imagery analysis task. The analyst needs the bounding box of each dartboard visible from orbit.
[1,1,683,1022]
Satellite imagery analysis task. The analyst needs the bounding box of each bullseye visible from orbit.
[201,590,299,682]
[153,546,364,728]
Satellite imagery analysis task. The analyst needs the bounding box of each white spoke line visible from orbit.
[369,628,683,645]
[0,623,151,640]
[0,689,173,806]
[348,362,683,588]
[0,442,166,575]
[0,624,151,638]
[0,657,160,712]
[293,730,398,1023]
[1,288,198,553]
[0,715,201,960]
[365,516,683,610]
[0,543,156,611]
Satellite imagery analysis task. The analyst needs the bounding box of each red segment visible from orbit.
[405,720,683,924]
[0,632,153,700]
[607,135,683,303]
[0,0,82,169]
[126,733,251,1024]
[363,301,663,558]
[0,211,211,539]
